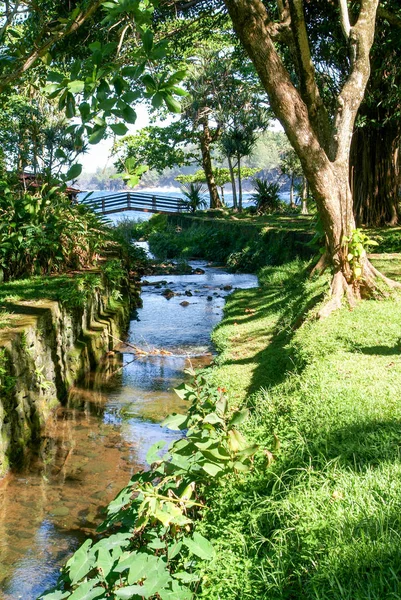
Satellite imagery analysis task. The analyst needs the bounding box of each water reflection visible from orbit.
[0,263,257,599]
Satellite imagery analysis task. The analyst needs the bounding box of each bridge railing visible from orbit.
[81,191,188,215]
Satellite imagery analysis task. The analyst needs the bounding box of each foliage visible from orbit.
[343,228,379,280]
[39,374,258,599]
[147,217,314,270]
[180,183,207,213]
[251,179,282,214]
[0,178,106,281]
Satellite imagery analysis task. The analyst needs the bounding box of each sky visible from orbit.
[79,104,151,173]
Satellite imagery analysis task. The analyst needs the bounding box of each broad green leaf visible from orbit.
[234,461,250,472]
[48,71,65,83]
[106,487,133,514]
[163,94,181,113]
[66,163,83,181]
[159,580,192,600]
[96,547,115,579]
[69,581,105,600]
[68,80,85,94]
[146,440,166,465]
[142,29,154,54]
[122,105,137,124]
[183,532,215,560]
[39,591,70,600]
[79,102,91,120]
[202,462,223,477]
[114,586,145,599]
[66,539,95,585]
[173,571,200,583]
[203,412,224,426]
[161,413,188,431]
[88,127,106,145]
[110,123,129,136]
[229,409,249,428]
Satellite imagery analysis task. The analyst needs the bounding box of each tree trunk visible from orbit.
[220,186,225,205]
[223,0,400,316]
[301,177,308,214]
[290,173,295,208]
[237,154,243,212]
[350,121,400,226]
[200,117,221,209]
[228,154,238,210]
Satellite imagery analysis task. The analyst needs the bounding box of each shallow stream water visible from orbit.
[0,262,257,599]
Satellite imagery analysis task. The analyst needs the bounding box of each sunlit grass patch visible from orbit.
[200,257,401,600]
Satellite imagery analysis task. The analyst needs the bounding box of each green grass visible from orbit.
[199,258,401,599]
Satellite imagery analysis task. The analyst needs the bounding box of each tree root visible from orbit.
[317,257,401,319]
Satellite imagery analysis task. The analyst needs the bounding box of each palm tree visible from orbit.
[180,182,207,213]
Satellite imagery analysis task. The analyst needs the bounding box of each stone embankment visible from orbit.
[0,282,133,478]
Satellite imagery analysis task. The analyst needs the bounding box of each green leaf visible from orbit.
[89,127,106,145]
[146,440,166,465]
[66,539,95,585]
[152,92,164,108]
[110,123,129,136]
[203,412,224,426]
[69,581,105,600]
[202,462,223,477]
[163,94,181,113]
[97,547,114,579]
[229,408,249,428]
[142,29,154,54]
[114,586,144,599]
[79,102,91,120]
[48,71,65,83]
[234,461,250,472]
[66,163,83,181]
[122,91,141,103]
[68,80,85,94]
[183,532,215,560]
[122,105,137,124]
[161,413,188,431]
[39,591,70,600]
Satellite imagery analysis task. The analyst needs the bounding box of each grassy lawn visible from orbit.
[199,256,401,599]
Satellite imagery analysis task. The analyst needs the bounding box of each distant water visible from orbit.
[78,188,290,224]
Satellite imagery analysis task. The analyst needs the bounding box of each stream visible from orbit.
[0,262,257,600]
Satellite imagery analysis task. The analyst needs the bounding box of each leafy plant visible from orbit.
[343,228,379,280]
[0,178,106,281]
[251,179,282,214]
[40,374,260,599]
[180,183,207,213]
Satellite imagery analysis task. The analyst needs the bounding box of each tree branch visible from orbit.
[288,0,332,151]
[0,0,103,93]
[338,0,351,40]
[333,0,379,164]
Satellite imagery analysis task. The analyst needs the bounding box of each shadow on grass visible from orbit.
[214,263,325,395]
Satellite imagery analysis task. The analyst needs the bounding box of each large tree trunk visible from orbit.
[200,117,222,209]
[228,154,238,210]
[223,0,401,316]
[350,121,400,226]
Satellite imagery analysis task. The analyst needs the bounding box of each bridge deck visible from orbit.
[81,191,187,215]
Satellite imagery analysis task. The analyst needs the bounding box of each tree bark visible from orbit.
[200,117,222,209]
[237,154,243,212]
[223,0,395,315]
[228,154,238,210]
[351,120,400,227]
[290,173,295,209]
[301,177,308,214]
